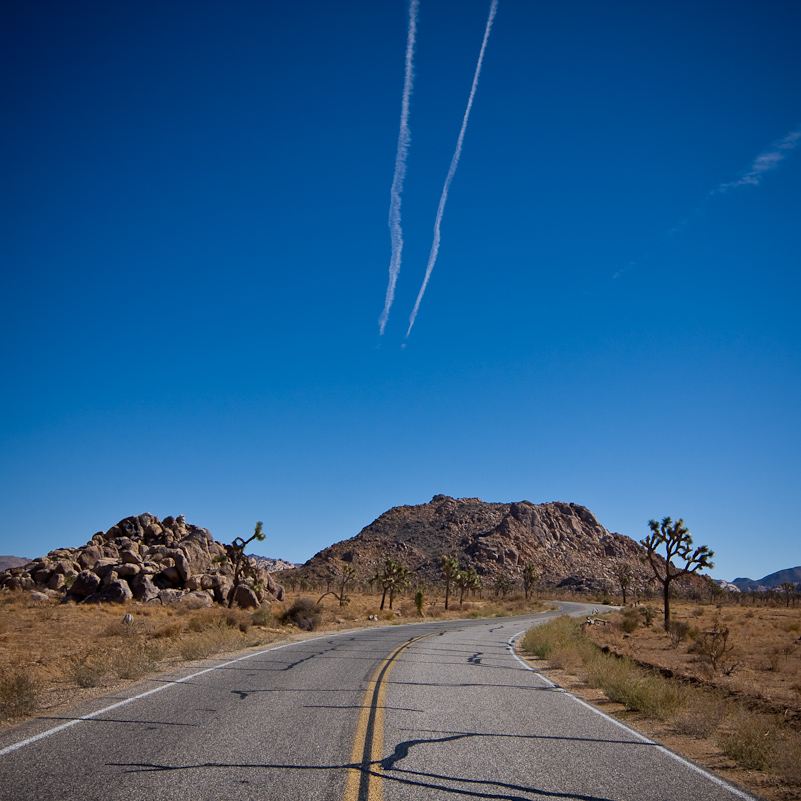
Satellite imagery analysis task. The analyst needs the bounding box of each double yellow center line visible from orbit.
[343,633,436,801]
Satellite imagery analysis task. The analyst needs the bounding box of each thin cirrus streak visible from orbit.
[406,0,498,338]
[614,124,801,280]
[378,0,420,336]
[711,125,801,195]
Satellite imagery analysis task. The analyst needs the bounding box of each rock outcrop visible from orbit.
[0,513,284,607]
[280,495,696,595]
[247,555,298,573]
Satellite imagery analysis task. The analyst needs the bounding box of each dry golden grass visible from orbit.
[521,605,801,801]
[0,591,283,725]
[586,601,801,717]
[0,587,548,727]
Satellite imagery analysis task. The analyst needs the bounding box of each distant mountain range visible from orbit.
[729,566,801,592]
[0,555,30,572]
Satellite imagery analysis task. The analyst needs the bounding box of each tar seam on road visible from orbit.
[344,632,438,801]
[0,634,342,759]
[508,630,757,801]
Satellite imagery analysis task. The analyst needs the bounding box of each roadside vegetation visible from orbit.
[0,586,549,728]
[521,609,801,801]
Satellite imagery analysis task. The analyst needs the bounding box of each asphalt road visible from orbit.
[0,602,757,800]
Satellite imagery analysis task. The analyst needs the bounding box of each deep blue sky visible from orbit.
[2,0,799,581]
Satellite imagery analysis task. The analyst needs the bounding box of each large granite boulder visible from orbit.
[0,513,286,609]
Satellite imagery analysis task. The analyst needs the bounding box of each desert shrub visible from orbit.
[673,690,727,738]
[152,621,184,639]
[691,619,735,673]
[251,606,272,627]
[225,609,252,633]
[187,610,218,632]
[548,642,593,674]
[620,608,639,633]
[717,709,776,771]
[762,648,783,672]
[280,598,322,631]
[667,620,693,647]
[415,590,424,616]
[179,624,246,661]
[522,615,581,659]
[582,652,686,720]
[692,607,705,618]
[0,670,38,720]
[108,639,165,679]
[773,729,801,786]
[640,606,656,627]
[65,652,108,688]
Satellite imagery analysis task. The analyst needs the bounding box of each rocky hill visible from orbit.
[280,495,674,594]
[0,513,284,608]
[248,555,297,573]
[731,566,801,593]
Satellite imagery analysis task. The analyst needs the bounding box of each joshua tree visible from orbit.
[471,571,483,599]
[522,563,539,600]
[337,564,356,606]
[213,521,266,608]
[377,558,409,610]
[415,588,425,616]
[317,562,357,607]
[455,567,480,607]
[780,582,797,608]
[641,517,714,630]
[614,562,633,605]
[493,573,513,598]
[441,556,459,610]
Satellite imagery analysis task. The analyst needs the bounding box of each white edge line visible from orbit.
[0,634,335,758]
[508,632,757,801]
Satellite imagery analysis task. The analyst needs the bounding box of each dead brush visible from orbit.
[762,647,784,673]
[251,606,272,627]
[0,669,38,720]
[716,708,777,771]
[666,620,697,648]
[619,608,639,634]
[691,619,736,673]
[584,653,687,720]
[178,623,247,661]
[772,728,801,786]
[521,615,581,659]
[64,652,108,688]
[186,607,252,634]
[107,639,165,680]
[673,689,727,738]
[152,620,184,639]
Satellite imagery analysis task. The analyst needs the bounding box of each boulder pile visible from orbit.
[0,513,284,608]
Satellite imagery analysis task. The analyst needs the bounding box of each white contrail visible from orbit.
[406,0,498,338]
[711,124,801,195]
[378,0,420,336]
